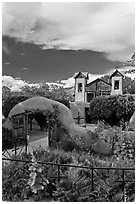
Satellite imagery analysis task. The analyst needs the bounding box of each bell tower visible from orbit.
[110,69,123,95]
[74,72,89,102]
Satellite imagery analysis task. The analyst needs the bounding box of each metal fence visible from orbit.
[2,157,135,202]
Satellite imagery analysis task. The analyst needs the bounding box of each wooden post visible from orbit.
[12,116,17,156]
[122,169,125,202]
[14,135,17,156]
[58,165,60,182]
[24,114,28,153]
[54,122,57,148]
[30,117,33,132]
[91,168,94,191]
[47,115,51,147]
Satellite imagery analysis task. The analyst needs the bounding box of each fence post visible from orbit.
[15,138,17,156]
[92,168,94,191]
[122,169,125,202]
[47,115,51,147]
[58,165,60,182]
[25,114,28,153]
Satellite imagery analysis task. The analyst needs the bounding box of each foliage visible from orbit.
[2,86,11,103]
[90,94,135,128]
[2,143,135,201]
[21,84,49,97]
[95,122,135,168]
[122,76,135,94]
[2,158,30,201]
[27,153,56,201]
[21,83,74,101]
[2,95,29,118]
[2,86,71,120]
[2,127,14,151]
[56,99,70,109]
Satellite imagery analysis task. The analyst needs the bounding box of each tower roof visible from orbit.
[110,69,124,79]
[74,72,89,79]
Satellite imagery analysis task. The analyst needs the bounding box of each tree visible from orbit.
[2,86,11,103]
[123,52,135,67]
[90,95,135,128]
[122,76,135,94]
[21,84,50,98]
[2,95,29,118]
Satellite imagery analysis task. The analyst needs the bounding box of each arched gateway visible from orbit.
[3,96,112,155]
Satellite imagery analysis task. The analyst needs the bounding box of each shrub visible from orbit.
[90,94,135,128]
[56,99,70,109]
[95,123,135,168]
[2,147,135,202]
[2,95,29,118]
[2,127,14,151]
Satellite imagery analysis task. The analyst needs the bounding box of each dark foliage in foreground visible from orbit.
[2,126,135,202]
[2,127,14,151]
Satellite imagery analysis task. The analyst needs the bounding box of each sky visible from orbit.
[2,2,135,88]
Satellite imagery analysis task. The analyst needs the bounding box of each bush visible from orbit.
[56,99,70,109]
[95,123,135,168]
[2,95,29,118]
[90,94,135,127]
[2,127,14,151]
[2,147,135,202]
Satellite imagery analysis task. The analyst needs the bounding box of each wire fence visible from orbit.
[2,157,135,202]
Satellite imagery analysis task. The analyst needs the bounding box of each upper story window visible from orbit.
[114,80,119,90]
[78,83,82,92]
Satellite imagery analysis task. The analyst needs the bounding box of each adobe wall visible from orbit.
[70,101,90,124]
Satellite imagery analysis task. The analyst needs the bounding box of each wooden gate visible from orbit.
[11,110,32,155]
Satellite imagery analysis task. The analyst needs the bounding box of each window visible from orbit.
[114,80,119,90]
[78,83,82,92]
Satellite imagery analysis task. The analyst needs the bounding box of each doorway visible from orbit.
[85,107,91,124]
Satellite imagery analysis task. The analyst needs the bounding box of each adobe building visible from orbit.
[71,69,124,124]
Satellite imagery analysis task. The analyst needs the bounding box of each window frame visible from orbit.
[78,83,82,92]
[114,80,119,90]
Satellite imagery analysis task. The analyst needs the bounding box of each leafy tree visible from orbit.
[21,84,49,98]
[100,75,111,84]
[57,99,70,109]
[2,86,11,105]
[124,52,135,67]
[90,95,135,128]
[122,76,135,94]
[21,83,74,101]
[2,95,29,118]
[2,127,14,150]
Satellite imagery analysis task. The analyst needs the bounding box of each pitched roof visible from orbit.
[74,72,89,79]
[110,69,124,78]
[86,78,111,87]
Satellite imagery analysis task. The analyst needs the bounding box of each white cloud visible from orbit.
[2,2,135,62]
[2,75,64,92]
[2,75,27,92]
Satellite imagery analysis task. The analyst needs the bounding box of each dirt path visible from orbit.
[2,124,98,159]
[2,130,49,159]
[28,130,48,152]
